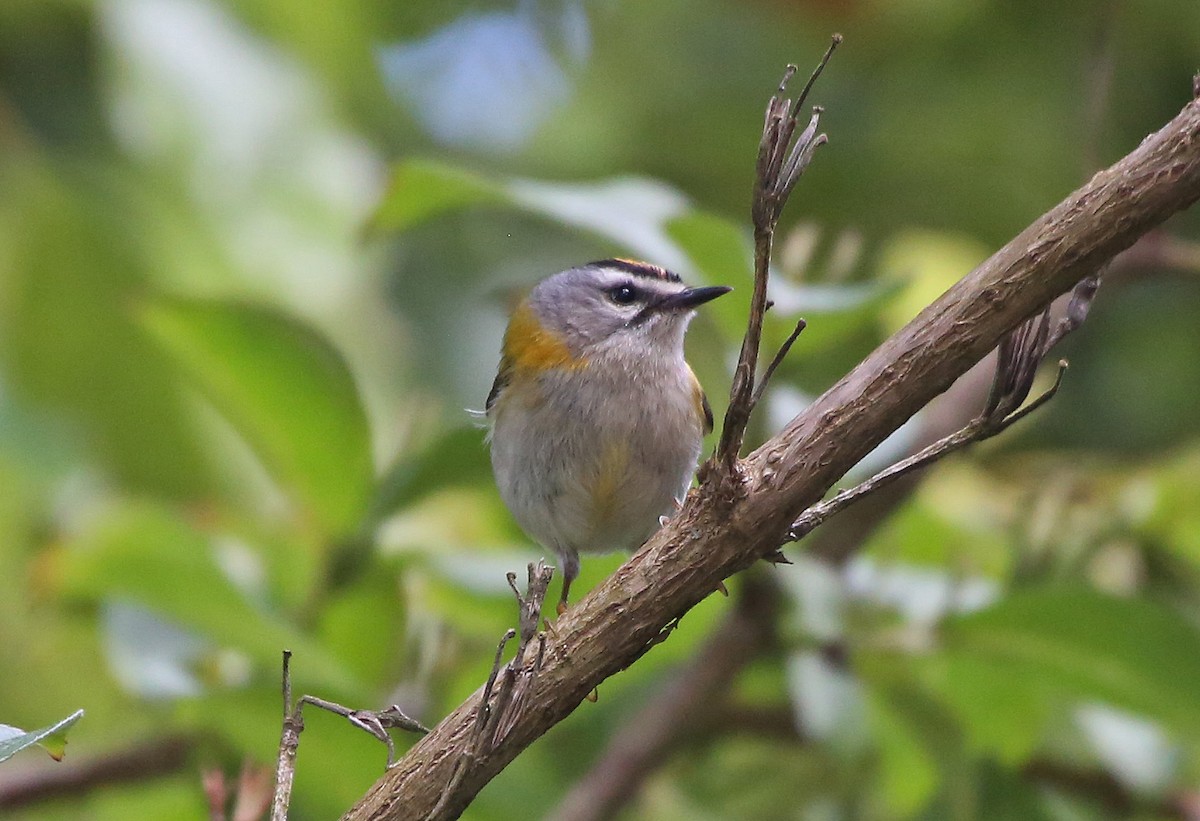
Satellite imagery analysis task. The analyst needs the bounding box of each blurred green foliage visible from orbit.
[1,1,1200,819]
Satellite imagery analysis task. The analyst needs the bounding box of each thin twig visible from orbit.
[750,318,807,408]
[271,651,430,819]
[509,561,554,658]
[787,273,1101,544]
[432,563,553,818]
[493,633,547,744]
[432,630,515,817]
[788,363,1068,542]
[430,758,469,819]
[989,360,1068,433]
[790,35,842,120]
[281,651,292,718]
[715,41,838,470]
[292,695,429,768]
[271,651,300,821]
[786,289,1087,546]
[474,630,516,740]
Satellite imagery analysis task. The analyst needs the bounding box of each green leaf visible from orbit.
[0,709,84,763]
[372,160,699,273]
[665,211,753,284]
[371,159,506,232]
[938,587,1200,732]
[665,211,755,340]
[57,503,363,698]
[865,691,941,816]
[864,498,1011,580]
[140,299,373,536]
[316,571,407,685]
[973,760,1057,821]
[1142,447,1200,566]
[920,654,1049,764]
[368,426,492,525]
[860,654,978,817]
[498,176,692,268]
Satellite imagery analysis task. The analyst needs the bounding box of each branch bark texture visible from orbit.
[547,576,780,821]
[346,94,1200,821]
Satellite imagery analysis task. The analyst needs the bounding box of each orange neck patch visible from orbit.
[502,301,585,373]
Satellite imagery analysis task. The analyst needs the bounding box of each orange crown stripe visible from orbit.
[599,258,681,283]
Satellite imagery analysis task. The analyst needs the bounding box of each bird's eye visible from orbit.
[608,284,639,305]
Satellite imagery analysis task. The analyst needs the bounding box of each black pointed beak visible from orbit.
[656,285,733,312]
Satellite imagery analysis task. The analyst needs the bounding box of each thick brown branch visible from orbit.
[545,347,1014,819]
[547,576,779,821]
[345,95,1200,821]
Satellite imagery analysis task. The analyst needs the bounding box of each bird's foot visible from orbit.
[659,497,685,528]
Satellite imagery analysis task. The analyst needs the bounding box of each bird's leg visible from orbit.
[556,551,580,617]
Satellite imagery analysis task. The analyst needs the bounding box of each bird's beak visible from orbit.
[655,285,733,312]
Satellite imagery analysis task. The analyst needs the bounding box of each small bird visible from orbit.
[486,259,731,613]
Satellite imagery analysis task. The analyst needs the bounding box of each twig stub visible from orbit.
[430,563,554,818]
[716,42,838,472]
[784,274,1099,546]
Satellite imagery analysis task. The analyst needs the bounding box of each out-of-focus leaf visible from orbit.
[666,210,754,341]
[1076,703,1177,791]
[368,425,492,525]
[876,229,989,332]
[764,278,904,385]
[56,504,362,698]
[920,655,1049,764]
[1142,448,1200,565]
[2,164,215,497]
[102,601,211,698]
[0,709,84,763]
[972,760,1057,821]
[937,587,1200,732]
[665,211,753,284]
[862,494,1012,580]
[316,571,406,686]
[865,690,941,816]
[371,159,506,233]
[860,648,978,815]
[372,160,697,273]
[505,176,691,271]
[140,299,373,537]
[785,650,868,750]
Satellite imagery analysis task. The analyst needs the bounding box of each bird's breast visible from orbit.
[490,356,704,554]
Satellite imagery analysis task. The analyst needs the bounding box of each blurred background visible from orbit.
[2,0,1200,818]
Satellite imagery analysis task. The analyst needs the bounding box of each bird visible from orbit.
[486,258,731,614]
